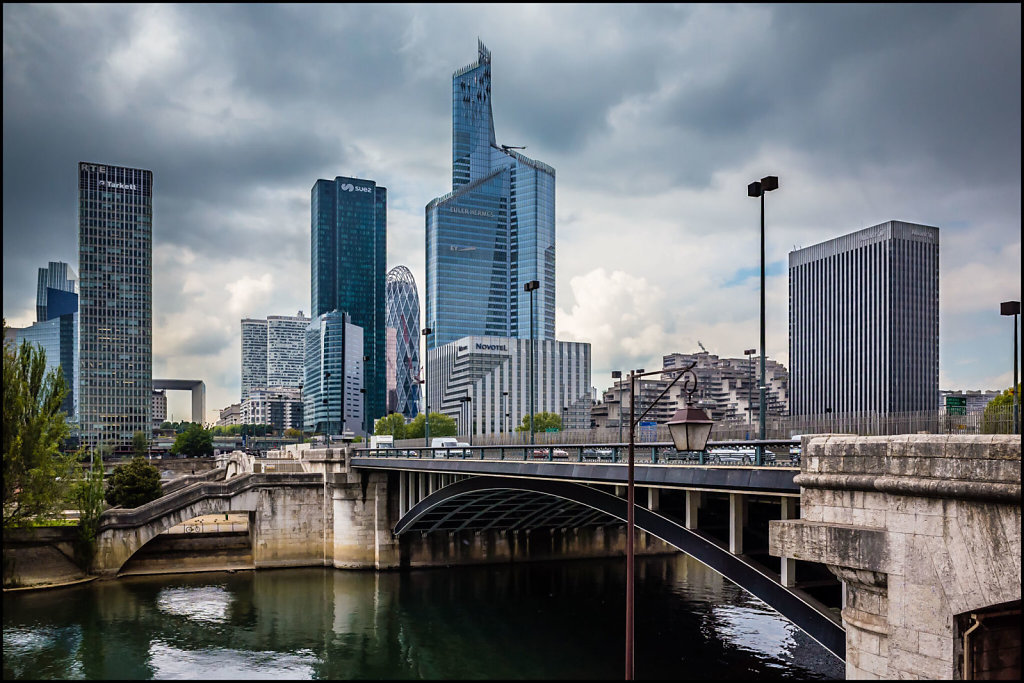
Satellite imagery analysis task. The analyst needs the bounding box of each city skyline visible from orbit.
[3,4,1020,423]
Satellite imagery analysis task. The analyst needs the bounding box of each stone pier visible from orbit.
[770,434,1021,679]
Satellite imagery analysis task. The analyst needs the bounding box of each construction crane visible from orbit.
[500,144,527,152]
[697,340,708,353]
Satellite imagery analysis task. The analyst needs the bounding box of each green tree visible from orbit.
[374,413,407,439]
[70,451,107,568]
[105,456,162,508]
[3,321,77,529]
[170,423,213,458]
[982,384,1020,434]
[131,431,150,459]
[515,411,562,433]
[405,412,457,439]
[284,427,302,439]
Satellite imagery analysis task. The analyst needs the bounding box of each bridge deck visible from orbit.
[351,456,799,494]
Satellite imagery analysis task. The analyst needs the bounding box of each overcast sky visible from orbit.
[3,4,1021,423]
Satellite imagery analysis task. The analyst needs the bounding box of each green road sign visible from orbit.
[945,396,967,415]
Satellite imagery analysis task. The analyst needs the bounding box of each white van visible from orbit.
[431,437,469,457]
[369,435,394,450]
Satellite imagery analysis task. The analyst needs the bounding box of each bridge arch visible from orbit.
[94,489,261,575]
[395,475,844,661]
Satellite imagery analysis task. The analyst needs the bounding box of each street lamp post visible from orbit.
[524,280,540,444]
[744,348,756,428]
[612,370,623,443]
[748,175,779,465]
[624,362,712,680]
[422,327,433,447]
[1001,301,1021,434]
[459,395,472,444]
[502,391,509,434]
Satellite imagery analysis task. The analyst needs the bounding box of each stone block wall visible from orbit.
[770,434,1021,679]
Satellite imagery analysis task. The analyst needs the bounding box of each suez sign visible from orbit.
[340,183,373,194]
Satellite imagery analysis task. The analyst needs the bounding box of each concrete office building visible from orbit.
[427,335,591,435]
[425,40,556,351]
[789,220,939,416]
[77,162,153,447]
[242,387,304,432]
[152,390,167,428]
[663,351,789,423]
[217,403,242,426]
[303,311,364,436]
[311,176,386,435]
[385,265,421,419]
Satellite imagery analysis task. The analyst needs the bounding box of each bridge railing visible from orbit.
[355,439,800,466]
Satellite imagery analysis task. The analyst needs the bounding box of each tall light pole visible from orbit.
[422,326,433,447]
[612,370,623,443]
[459,395,472,444]
[748,175,779,464]
[744,348,756,428]
[624,363,711,680]
[1001,301,1021,434]
[502,390,509,434]
[524,280,540,444]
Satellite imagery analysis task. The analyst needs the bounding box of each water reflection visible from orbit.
[4,555,843,680]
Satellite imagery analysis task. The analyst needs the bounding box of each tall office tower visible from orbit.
[789,220,939,416]
[311,176,386,435]
[36,261,77,323]
[77,162,153,447]
[425,40,556,351]
[303,311,364,435]
[241,318,268,401]
[385,265,421,419]
[267,311,310,389]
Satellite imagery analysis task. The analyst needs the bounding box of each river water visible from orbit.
[4,554,843,679]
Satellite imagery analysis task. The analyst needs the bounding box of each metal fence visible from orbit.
[391,405,1018,449]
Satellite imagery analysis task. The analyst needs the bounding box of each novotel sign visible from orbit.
[475,342,508,352]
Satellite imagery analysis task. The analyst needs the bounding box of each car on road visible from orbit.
[531,448,569,459]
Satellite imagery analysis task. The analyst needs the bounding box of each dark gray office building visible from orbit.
[77,162,153,447]
[789,220,939,416]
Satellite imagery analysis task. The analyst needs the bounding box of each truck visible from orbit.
[369,435,394,450]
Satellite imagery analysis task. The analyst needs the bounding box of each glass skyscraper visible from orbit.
[303,311,364,436]
[385,265,421,419]
[36,261,77,323]
[311,176,386,434]
[426,40,556,351]
[77,161,153,447]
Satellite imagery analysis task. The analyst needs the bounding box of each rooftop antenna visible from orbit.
[697,340,708,353]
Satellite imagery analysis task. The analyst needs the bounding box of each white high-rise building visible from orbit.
[268,312,310,388]
[241,318,268,402]
[789,220,939,416]
[240,311,309,402]
[427,335,591,435]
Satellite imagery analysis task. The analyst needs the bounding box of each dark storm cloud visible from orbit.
[3,3,1020,415]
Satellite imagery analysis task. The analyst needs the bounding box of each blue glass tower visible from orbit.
[426,40,556,351]
[311,176,386,434]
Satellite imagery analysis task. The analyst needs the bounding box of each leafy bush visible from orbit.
[105,457,162,509]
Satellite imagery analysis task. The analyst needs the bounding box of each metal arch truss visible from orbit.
[394,476,845,663]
